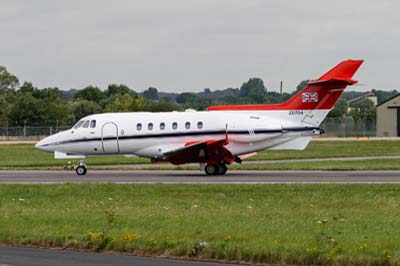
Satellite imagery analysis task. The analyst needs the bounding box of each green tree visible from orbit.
[105,94,146,112]
[33,87,63,99]
[71,100,103,121]
[19,83,63,100]
[240,78,267,103]
[328,98,348,118]
[265,91,292,104]
[292,80,310,95]
[9,88,72,126]
[0,66,19,92]
[106,84,133,97]
[160,96,173,103]
[372,89,399,104]
[36,97,73,126]
[145,101,180,112]
[0,93,14,124]
[349,99,376,120]
[176,93,197,104]
[74,85,105,102]
[8,93,40,125]
[19,82,36,94]
[143,87,159,101]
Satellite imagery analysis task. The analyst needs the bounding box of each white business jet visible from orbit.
[36,59,363,175]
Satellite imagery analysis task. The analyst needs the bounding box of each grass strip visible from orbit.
[1,183,400,265]
[252,139,400,160]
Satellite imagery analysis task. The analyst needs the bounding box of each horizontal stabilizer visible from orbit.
[307,78,358,86]
[268,137,312,150]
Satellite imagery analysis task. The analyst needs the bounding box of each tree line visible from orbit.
[0,66,396,127]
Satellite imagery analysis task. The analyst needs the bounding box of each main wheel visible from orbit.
[205,164,217,175]
[76,165,87,175]
[217,164,228,175]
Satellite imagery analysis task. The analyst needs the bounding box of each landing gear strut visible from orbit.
[205,163,228,175]
[75,160,87,175]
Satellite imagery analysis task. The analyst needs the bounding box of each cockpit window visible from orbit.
[90,120,96,128]
[82,120,90,128]
[73,120,84,129]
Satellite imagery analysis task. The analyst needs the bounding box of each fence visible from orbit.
[0,126,70,141]
[0,118,377,141]
[320,117,376,137]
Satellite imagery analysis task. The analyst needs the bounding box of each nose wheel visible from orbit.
[75,160,87,175]
[205,163,228,175]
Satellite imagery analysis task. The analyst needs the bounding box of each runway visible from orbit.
[1,170,400,183]
[0,246,228,266]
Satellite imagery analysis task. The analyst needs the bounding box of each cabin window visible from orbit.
[73,120,84,129]
[90,120,96,128]
[137,123,142,131]
[197,121,203,129]
[172,122,178,130]
[82,120,90,128]
[148,123,153,130]
[160,122,165,130]
[185,122,190,129]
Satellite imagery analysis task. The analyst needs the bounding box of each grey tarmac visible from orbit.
[0,246,228,266]
[1,170,400,183]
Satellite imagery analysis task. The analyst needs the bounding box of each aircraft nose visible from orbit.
[35,137,51,151]
[34,141,41,149]
[35,134,59,152]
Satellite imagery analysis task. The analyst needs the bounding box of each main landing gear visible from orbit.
[205,163,228,175]
[75,160,87,175]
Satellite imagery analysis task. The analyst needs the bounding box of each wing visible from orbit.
[162,137,240,165]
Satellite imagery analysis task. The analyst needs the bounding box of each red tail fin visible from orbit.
[317,59,363,82]
[208,59,363,111]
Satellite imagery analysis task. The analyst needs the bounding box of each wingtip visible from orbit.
[347,58,364,65]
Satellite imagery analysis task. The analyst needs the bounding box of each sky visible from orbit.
[0,0,399,93]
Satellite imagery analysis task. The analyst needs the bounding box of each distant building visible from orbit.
[377,94,400,137]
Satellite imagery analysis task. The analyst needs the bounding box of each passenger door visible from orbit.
[101,122,120,154]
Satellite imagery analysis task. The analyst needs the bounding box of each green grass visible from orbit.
[251,140,400,160]
[1,140,400,169]
[0,144,149,169]
[1,184,400,265]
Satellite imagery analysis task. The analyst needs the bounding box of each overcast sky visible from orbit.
[1,0,399,93]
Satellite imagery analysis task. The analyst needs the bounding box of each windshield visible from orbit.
[73,120,85,129]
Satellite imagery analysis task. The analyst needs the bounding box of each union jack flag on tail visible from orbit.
[302,92,318,103]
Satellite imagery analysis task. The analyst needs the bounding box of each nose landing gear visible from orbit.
[75,160,87,175]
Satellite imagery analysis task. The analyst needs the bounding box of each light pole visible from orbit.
[23,120,27,140]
